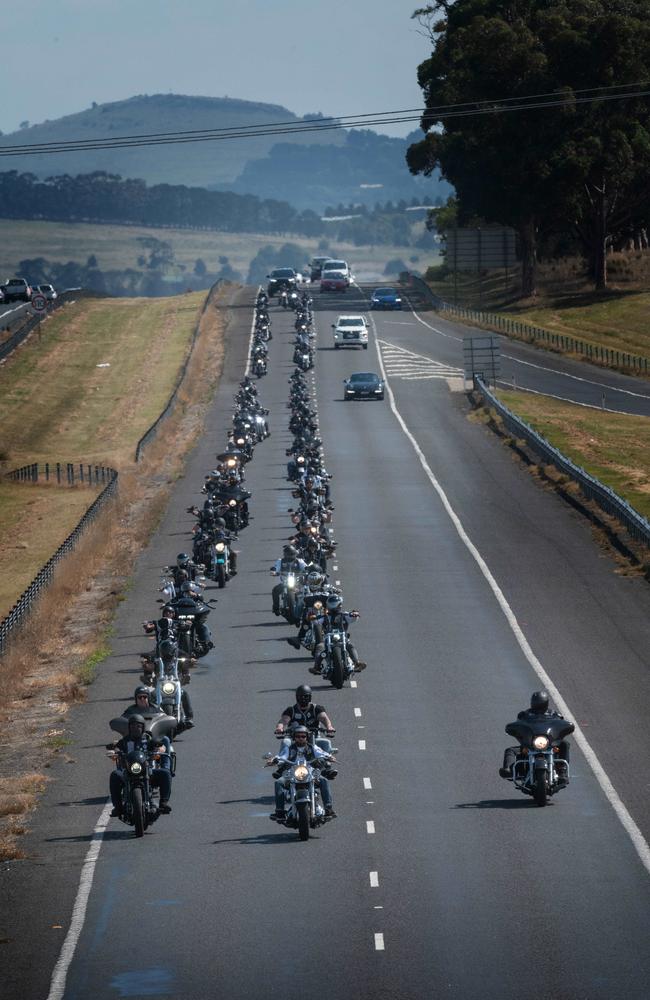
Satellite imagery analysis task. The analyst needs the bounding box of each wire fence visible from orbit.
[7,462,115,486]
[134,279,222,462]
[473,376,650,548]
[405,273,650,375]
[0,466,118,653]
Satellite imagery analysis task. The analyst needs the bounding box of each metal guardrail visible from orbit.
[134,279,222,462]
[474,376,650,547]
[0,289,87,363]
[404,274,650,375]
[7,462,114,486]
[0,465,118,653]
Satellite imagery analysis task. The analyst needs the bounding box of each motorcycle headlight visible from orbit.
[227,459,236,467]
[129,761,143,775]
[533,735,549,750]
[287,573,296,588]
[237,437,245,445]
[297,456,305,464]
[313,601,323,610]
[162,681,176,695]
[215,542,225,552]
[229,499,237,507]
[294,765,309,781]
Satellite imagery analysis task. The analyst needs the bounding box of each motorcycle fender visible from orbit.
[534,757,549,772]
[294,790,311,804]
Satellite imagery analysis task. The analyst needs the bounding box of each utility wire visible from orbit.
[0,83,648,158]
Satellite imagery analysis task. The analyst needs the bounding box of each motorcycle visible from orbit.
[319,626,355,689]
[265,752,329,841]
[107,715,177,838]
[503,717,575,806]
[211,535,233,588]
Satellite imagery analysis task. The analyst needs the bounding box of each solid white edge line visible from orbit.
[495,380,631,414]
[47,800,112,1000]
[368,301,650,878]
[369,871,379,888]
[374,932,385,951]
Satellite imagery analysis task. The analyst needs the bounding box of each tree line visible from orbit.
[0,171,435,248]
[407,1,650,295]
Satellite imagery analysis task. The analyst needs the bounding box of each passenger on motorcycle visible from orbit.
[275,684,335,749]
[108,715,172,817]
[499,691,570,785]
[269,726,337,821]
[311,594,367,674]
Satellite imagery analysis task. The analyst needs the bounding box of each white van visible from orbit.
[332,314,369,349]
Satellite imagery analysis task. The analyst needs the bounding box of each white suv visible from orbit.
[332,314,369,349]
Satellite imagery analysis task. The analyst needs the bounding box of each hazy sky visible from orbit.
[1,1,431,137]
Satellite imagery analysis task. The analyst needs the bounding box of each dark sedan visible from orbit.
[370,286,403,310]
[267,268,298,296]
[343,372,385,400]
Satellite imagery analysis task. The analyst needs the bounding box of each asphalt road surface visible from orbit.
[2,285,650,1000]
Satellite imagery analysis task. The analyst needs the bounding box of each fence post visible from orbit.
[56,463,61,484]
[45,462,49,482]
[80,463,84,483]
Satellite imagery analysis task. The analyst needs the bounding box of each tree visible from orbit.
[194,258,207,277]
[407,1,650,294]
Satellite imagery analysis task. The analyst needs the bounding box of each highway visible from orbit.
[2,286,650,999]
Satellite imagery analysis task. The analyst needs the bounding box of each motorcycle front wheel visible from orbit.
[297,801,310,841]
[132,787,145,837]
[331,647,345,689]
[216,565,227,589]
[534,771,548,807]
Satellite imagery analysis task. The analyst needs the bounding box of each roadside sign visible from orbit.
[463,335,500,386]
[31,294,47,312]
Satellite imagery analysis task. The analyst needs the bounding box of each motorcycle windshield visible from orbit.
[505,718,575,746]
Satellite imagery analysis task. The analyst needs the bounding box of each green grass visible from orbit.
[77,644,111,685]
[0,218,426,286]
[496,389,650,520]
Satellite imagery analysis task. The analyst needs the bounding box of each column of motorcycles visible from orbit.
[104,300,271,837]
[262,286,369,840]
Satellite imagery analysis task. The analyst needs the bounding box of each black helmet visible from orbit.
[215,517,226,529]
[176,553,190,568]
[326,594,342,613]
[128,714,145,736]
[530,690,550,715]
[295,684,312,707]
[159,639,177,662]
[283,544,297,559]
[162,603,175,618]
[134,685,150,701]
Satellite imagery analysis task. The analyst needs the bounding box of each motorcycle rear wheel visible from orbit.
[534,771,548,807]
[132,787,145,837]
[331,647,344,689]
[297,801,310,841]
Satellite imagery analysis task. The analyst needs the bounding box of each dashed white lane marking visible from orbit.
[374,933,385,951]
[354,707,362,717]
[363,777,372,790]
[333,564,339,571]
[366,820,375,834]
[371,310,650,879]
[369,871,379,888]
[46,800,112,1000]
[358,740,366,750]
[374,906,383,910]
[335,579,341,585]
[350,680,358,688]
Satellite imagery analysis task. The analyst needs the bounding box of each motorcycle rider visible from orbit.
[171,582,214,653]
[212,515,239,575]
[171,553,200,586]
[271,545,306,615]
[311,594,367,674]
[157,639,195,729]
[499,690,571,786]
[275,684,335,751]
[108,714,172,817]
[286,569,335,649]
[268,726,337,822]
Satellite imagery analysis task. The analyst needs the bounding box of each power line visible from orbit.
[0,83,648,158]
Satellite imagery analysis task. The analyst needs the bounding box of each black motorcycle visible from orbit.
[503,717,575,806]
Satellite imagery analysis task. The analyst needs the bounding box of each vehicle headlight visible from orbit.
[215,542,225,552]
[287,573,296,588]
[227,459,236,467]
[294,765,309,781]
[374,388,382,393]
[237,437,245,445]
[314,601,323,610]
[229,499,237,507]
[130,761,143,774]
[533,736,549,750]
[162,682,176,695]
[297,456,305,464]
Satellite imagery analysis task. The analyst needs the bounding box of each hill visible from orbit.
[0,94,344,189]
[0,96,450,210]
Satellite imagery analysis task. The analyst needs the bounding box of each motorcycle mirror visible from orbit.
[156,598,164,604]
[263,752,273,759]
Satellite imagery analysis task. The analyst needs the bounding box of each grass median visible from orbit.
[495,389,650,521]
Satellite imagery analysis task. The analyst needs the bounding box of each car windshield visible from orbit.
[339,319,364,328]
[271,269,295,277]
[323,261,346,271]
[375,288,396,295]
[349,373,379,384]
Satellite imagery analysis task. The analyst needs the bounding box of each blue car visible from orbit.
[370,286,402,310]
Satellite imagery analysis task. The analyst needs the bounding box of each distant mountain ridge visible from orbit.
[0,94,449,210]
